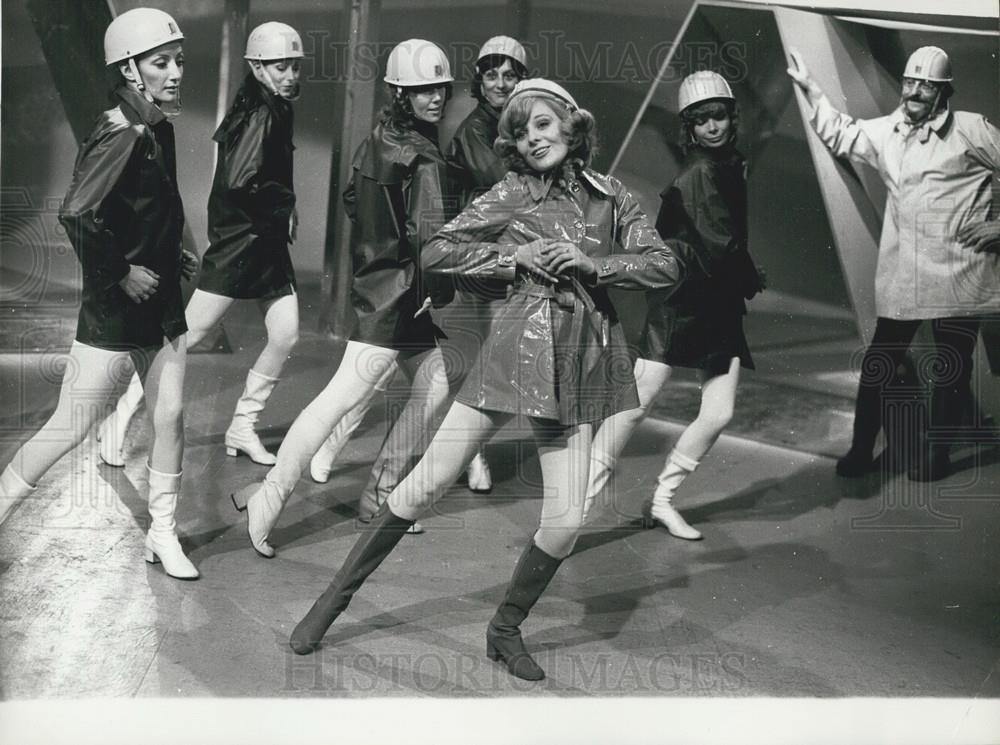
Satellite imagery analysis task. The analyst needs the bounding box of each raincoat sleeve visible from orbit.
[808,94,884,170]
[221,107,295,229]
[656,165,738,277]
[421,177,535,283]
[59,120,140,290]
[957,114,1000,171]
[589,179,688,291]
[449,122,506,200]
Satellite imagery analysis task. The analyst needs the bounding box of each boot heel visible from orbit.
[230,491,248,512]
[486,640,501,661]
[225,446,239,458]
[144,547,159,564]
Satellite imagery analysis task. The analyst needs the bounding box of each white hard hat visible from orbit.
[677,71,734,113]
[245,22,304,61]
[384,39,453,86]
[508,78,578,110]
[477,36,527,67]
[104,7,184,65]
[903,46,952,82]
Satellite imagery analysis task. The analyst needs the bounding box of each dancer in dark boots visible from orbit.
[289,79,695,680]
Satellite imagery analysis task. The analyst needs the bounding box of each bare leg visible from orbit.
[225,293,300,464]
[357,347,452,529]
[139,335,198,579]
[583,358,672,522]
[289,402,505,654]
[12,341,128,485]
[98,289,235,466]
[309,361,398,484]
[387,402,507,521]
[486,418,592,681]
[232,341,399,557]
[649,357,741,540]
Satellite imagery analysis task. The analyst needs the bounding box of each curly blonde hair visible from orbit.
[494,93,598,181]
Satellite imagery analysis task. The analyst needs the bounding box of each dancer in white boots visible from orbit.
[231,39,460,554]
[0,9,199,579]
[307,35,530,509]
[95,22,305,469]
[583,71,763,540]
[288,80,695,680]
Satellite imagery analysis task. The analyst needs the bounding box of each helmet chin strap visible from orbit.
[128,58,182,118]
[128,58,155,104]
[251,61,280,96]
[250,61,299,101]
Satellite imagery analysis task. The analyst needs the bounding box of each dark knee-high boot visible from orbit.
[486,540,563,681]
[289,504,414,655]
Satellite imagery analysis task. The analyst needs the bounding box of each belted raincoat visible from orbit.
[345,119,459,353]
[422,168,690,425]
[59,86,187,351]
[640,146,758,374]
[198,75,297,299]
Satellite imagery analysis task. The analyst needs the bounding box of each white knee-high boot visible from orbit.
[231,477,285,558]
[98,373,144,467]
[581,452,616,524]
[145,464,199,579]
[225,369,280,465]
[0,465,36,526]
[466,449,493,493]
[310,398,370,484]
[647,449,702,540]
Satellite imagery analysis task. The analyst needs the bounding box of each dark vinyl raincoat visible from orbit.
[422,168,690,425]
[640,147,759,374]
[345,119,459,353]
[59,87,186,351]
[449,101,506,198]
[198,75,297,299]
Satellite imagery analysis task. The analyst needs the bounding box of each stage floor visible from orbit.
[1,291,998,700]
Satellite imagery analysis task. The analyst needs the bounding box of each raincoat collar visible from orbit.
[115,86,166,126]
[523,167,611,202]
[892,104,952,143]
[214,74,291,143]
[478,100,501,123]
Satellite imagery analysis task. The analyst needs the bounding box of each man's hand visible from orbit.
[180,249,199,281]
[119,265,160,303]
[786,49,822,103]
[289,208,299,243]
[958,221,1000,254]
[540,240,596,278]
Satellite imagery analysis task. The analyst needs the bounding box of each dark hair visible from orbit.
[494,93,598,182]
[471,54,528,105]
[379,82,453,127]
[678,98,739,153]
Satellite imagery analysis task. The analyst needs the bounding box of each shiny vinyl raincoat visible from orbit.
[198,75,297,299]
[59,87,186,351]
[641,147,758,374]
[345,119,459,353]
[422,168,690,425]
[449,102,506,197]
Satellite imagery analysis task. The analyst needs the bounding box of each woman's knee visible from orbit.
[151,398,184,435]
[696,403,733,434]
[533,528,578,559]
[266,328,299,358]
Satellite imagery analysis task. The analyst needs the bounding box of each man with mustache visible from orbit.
[787,46,1000,482]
